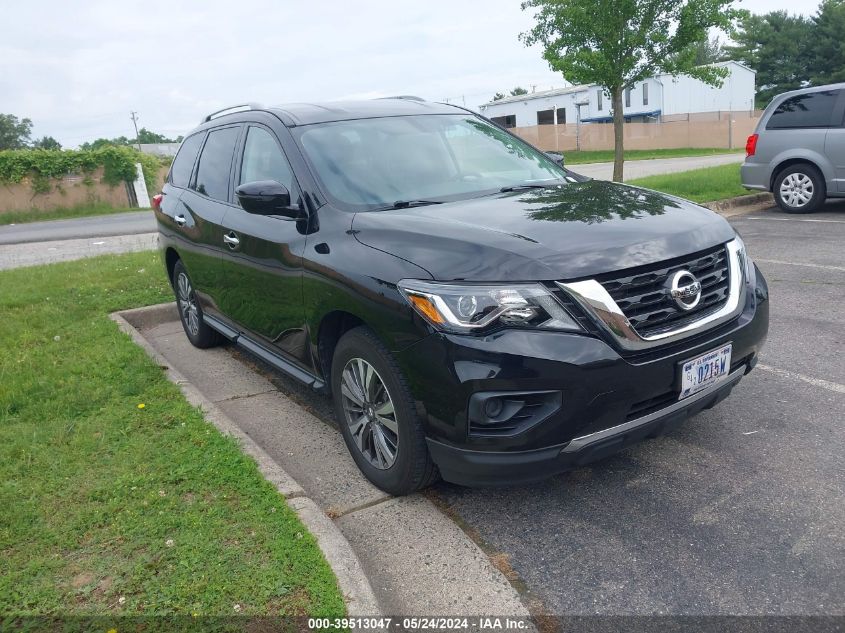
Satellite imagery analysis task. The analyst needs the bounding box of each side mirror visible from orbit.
[235,180,301,218]
[545,151,565,167]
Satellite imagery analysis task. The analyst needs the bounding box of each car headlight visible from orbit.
[397,280,583,334]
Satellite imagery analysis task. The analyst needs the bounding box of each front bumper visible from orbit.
[395,265,769,486]
[427,364,746,486]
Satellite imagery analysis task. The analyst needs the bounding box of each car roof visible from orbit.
[267,98,463,126]
[772,82,845,101]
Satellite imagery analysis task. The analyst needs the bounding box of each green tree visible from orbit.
[136,127,182,144]
[0,114,33,150]
[509,86,529,96]
[32,136,62,150]
[692,35,724,65]
[809,0,845,85]
[492,92,506,101]
[724,11,813,108]
[521,0,743,181]
[80,129,181,150]
[79,136,132,151]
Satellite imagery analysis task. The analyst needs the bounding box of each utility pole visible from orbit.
[130,111,141,150]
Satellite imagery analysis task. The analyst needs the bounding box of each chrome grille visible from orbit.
[597,245,730,337]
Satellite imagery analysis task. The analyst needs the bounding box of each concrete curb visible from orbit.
[703,192,774,215]
[110,304,382,616]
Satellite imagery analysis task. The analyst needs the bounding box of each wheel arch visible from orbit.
[164,247,181,285]
[769,156,829,192]
[316,310,366,391]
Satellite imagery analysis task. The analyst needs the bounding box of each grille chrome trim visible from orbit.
[557,239,746,352]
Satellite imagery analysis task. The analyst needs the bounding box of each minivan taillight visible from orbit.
[745,134,758,158]
[152,193,163,212]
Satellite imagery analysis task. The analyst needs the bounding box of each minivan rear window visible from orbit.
[767,90,840,129]
[169,133,204,188]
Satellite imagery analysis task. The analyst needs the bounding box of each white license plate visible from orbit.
[679,343,732,400]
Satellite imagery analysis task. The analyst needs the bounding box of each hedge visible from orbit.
[0,147,167,199]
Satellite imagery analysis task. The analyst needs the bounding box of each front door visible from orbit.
[218,124,310,366]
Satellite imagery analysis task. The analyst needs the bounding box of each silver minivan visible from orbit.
[741,83,845,213]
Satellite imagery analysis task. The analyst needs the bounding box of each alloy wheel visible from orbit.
[339,358,399,470]
[176,272,200,336]
[780,173,814,208]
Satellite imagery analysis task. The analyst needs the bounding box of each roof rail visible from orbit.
[376,95,426,102]
[201,103,263,124]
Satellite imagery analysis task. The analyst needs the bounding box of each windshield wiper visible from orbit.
[370,199,445,211]
[391,199,444,209]
[499,182,562,193]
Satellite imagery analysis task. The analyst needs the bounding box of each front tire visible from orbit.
[331,327,438,495]
[773,164,825,213]
[172,260,220,349]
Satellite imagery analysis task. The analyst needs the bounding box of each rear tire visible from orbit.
[172,260,220,349]
[331,327,438,495]
[773,164,825,213]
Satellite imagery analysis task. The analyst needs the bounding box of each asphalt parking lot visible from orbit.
[237,201,845,616]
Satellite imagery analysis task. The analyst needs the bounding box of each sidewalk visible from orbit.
[115,303,530,617]
[0,233,157,270]
[573,152,744,181]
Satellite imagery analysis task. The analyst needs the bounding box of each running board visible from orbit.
[203,314,326,392]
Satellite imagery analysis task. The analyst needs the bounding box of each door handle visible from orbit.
[174,214,187,226]
[223,232,240,248]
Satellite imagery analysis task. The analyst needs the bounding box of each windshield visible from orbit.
[295,114,567,210]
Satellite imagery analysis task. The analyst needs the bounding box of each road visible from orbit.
[573,152,744,181]
[219,200,845,616]
[0,210,155,245]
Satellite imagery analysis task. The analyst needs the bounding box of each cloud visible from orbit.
[0,0,810,146]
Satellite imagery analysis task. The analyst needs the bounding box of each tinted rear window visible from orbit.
[767,90,840,129]
[194,127,240,201]
[169,133,204,188]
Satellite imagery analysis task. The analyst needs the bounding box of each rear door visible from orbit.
[177,124,242,317]
[155,131,204,249]
[826,89,845,192]
[217,123,311,366]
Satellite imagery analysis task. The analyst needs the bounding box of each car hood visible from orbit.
[351,180,736,281]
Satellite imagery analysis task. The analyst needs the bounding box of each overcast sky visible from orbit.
[0,0,818,147]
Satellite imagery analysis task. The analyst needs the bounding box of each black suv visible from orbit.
[154,98,769,495]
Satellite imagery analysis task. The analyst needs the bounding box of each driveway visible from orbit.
[209,200,845,616]
[573,152,744,181]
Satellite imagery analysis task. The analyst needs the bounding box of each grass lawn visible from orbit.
[0,203,142,226]
[563,147,739,165]
[0,253,344,617]
[628,163,749,203]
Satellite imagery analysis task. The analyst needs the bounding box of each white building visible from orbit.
[478,61,755,128]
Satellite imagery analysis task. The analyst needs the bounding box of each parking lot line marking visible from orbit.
[756,259,845,272]
[744,216,845,224]
[757,363,845,395]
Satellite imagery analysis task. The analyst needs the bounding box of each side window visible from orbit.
[239,127,294,192]
[767,90,840,129]
[194,126,240,201]
[169,133,204,188]
[597,89,603,111]
[642,83,649,106]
